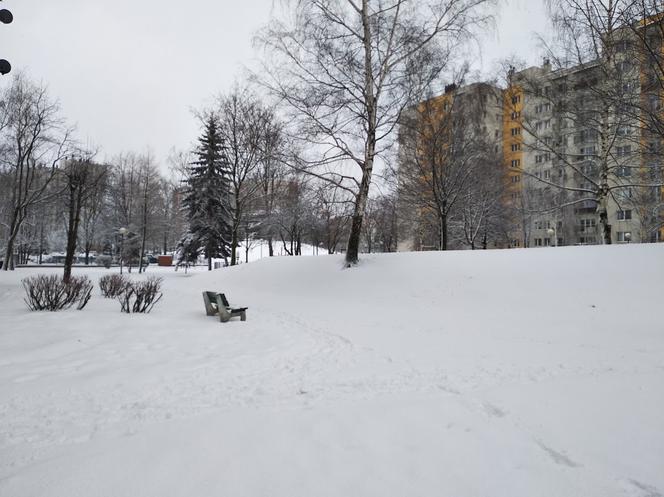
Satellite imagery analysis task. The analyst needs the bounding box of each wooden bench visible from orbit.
[202,291,247,322]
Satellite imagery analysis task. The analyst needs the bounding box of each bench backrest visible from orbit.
[218,293,230,307]
[215,294,232,322]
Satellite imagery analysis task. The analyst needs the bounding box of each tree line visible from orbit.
[3,0,664,273]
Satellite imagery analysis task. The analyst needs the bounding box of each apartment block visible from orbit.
[399,23,664,250]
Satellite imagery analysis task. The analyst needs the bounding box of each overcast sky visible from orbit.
[0,0,550,168]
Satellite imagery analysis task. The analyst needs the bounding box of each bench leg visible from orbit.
[241,311,246,322]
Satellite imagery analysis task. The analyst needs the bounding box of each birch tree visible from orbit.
[0,74,72,270]
[509,0,664,244]
[259,0,492,265]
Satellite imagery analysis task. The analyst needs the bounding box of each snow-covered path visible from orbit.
[0,245,662,496]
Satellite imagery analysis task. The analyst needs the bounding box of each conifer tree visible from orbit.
[178,114,233,270]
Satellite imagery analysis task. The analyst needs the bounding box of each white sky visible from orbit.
[0,0,551,168]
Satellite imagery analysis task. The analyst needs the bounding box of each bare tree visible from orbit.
[457,155,505,249]
[60,154,107,282]
[0,74,72,270]
[398,83,500,250]
[80,162,109,265]
[275,172,311,256]
[216,89,268,265]
[258,0,492,265]
[313,183,352,254]
[506,0,664,244]
[255,111,288,257]
[137,153,161,273]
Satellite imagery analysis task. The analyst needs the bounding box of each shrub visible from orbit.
[99,274,129,298]
[96,255,112,269]
[23,274,94,311]
[118,276,163,314]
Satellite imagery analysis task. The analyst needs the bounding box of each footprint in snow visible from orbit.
[624,479,663,497]
[535,440,581,468]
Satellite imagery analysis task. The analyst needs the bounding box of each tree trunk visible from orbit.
[346,166,373,265]
[230,223,239,266]
[2,213,21,271]
[441,200,448,250]
[346,0,376,267]
[599,209,612,245]
[39,223,45,264]
[63,211,78,283]
[268,237,274,257]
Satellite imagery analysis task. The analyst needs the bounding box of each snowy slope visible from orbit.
[0,245,662,497]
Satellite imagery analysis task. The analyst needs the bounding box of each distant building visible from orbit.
[398,20,664,249]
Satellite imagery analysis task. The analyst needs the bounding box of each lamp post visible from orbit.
[547,224,558,247]
[118,227,127,274]
[625,232,632,244]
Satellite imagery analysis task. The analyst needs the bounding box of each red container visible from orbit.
[158,255,173,267]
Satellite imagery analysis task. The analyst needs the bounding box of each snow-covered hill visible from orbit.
[0,245,662,497]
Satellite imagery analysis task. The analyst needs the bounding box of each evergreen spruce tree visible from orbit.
[178,114,233,270]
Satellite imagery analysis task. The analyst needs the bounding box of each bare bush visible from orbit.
[23,274,93,311]
[99,274,129,298]
[118,276,163,314]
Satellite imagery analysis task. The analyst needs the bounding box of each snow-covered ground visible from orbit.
[0,245,662,497]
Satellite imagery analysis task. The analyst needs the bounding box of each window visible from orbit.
[511,111,521,120]
[534,238,543,247]
[580,146,596,156]
[511,174,521,183]
[582,163,596,175]
[511,159,521,168]
[617,231,632,242]
[512,95,521,104]
[617,125,632,136]
[616,166,631,177]
[617,209,632,220]
[616,40,630,52]
[511,127,521,136]
[580,219,596,232]
[617,61,632,72]
[617,187,633,200]
[543,170,551,180]
[616,145,631,157]
[511,143,521,152]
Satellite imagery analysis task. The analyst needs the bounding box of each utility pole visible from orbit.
[0,1,12,75]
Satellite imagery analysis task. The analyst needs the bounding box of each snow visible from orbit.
[0,244,662,497]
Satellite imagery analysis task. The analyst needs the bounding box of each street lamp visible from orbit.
[547,224,558,247]
[118,227,128,274]
[625,232,632,244]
